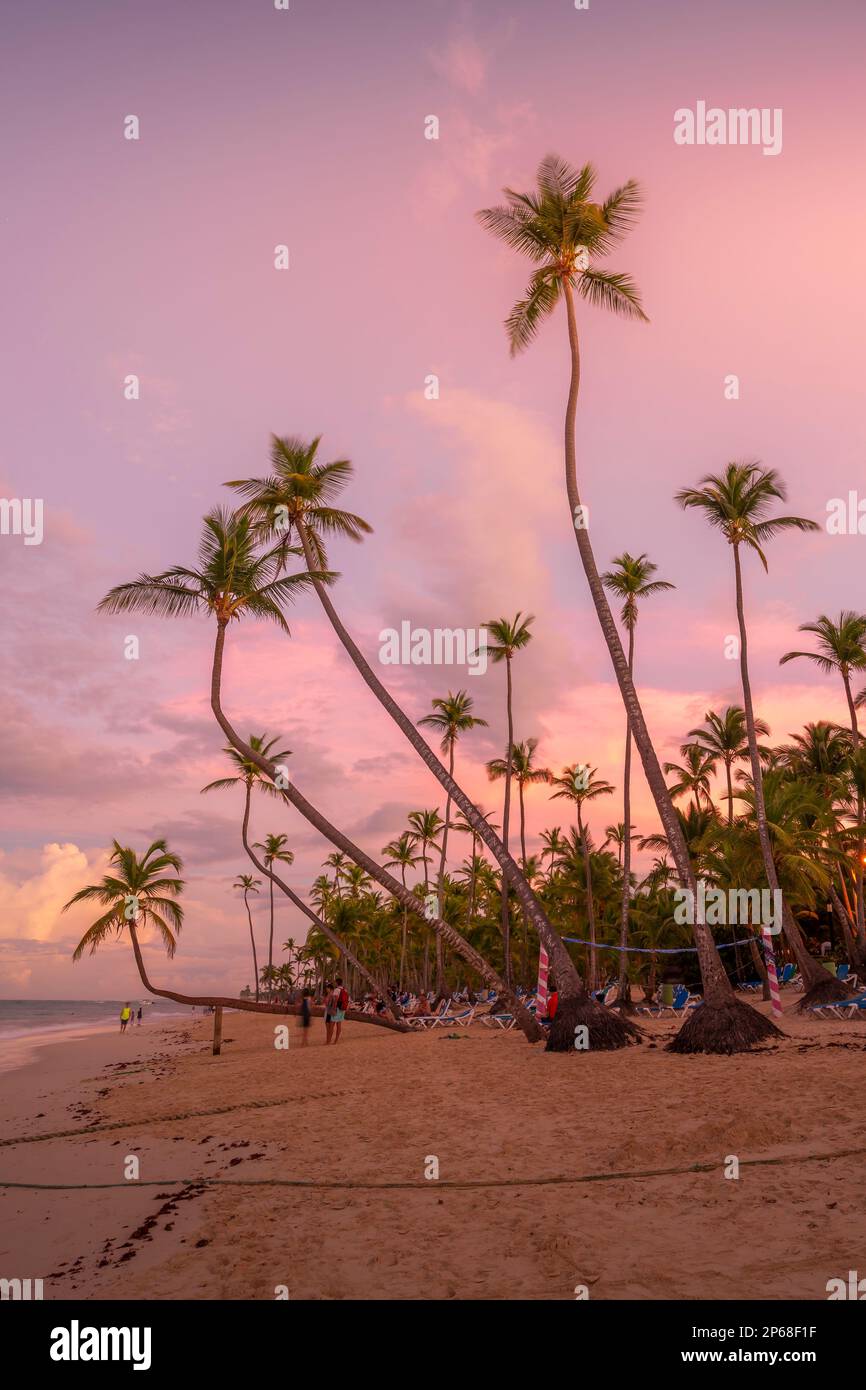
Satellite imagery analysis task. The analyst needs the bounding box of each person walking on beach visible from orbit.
[325,977,348,1045]
[136,1006,143,1027]
[299,987,312,1047]
[119,1002,131,1033]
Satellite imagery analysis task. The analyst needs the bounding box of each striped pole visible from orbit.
[536,944,549,1016]
[762,927,783,1019]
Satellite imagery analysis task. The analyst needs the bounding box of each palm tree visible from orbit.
[323,851,350,899]
[484,613,535,988]
[549,765,614,990]
[676,461,843,1007]
[602,551,674,1010]
[99,510,541,1040]
[63,839,404,1033]
[225,438,600,1046]
[664,744,718,812]
[233,873,262,1002]
[253,833,295,999]
[487,737,551,981]
[781,611,866,944]
[418,690,488,994]
[452,806,500,927]
[688,707,769,826]
[540,827,566,881]
[478,156,762,1052]
[406,808,444,992]
[382,831,422,990]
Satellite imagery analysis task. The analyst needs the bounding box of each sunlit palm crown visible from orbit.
[201,733,291,795]
[63,840,184,961]
[98,507,329,631]
[477,154,648,355]
[780,610,866,679]
[483,611,535,659]
[225,434,372,569]
[418,690,488,753]
[600,551,674,628]
[676,461,819,569]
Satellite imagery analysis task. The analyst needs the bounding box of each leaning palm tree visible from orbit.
[381,831,422,990]
[478,155,767,1052]
[484,613,535,988]
[418,690,488,993]
[549,765,614,990]
[98,509,540,1040]
[224,438,614,1048]
[233,873,262,1002]
[781,611,866,943]
[676,461,842,1007]
[688,706,770,827]
[253,833,294,1000]
[63,839,405,1032]
[602,551,674,1010]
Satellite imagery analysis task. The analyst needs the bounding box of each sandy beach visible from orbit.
[2,1005,865,1301]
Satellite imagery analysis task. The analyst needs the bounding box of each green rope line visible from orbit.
[1,1145,863,1192]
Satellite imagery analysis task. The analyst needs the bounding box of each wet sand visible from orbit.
[1,1003,865,1300]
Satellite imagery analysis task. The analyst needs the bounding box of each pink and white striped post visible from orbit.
[536,944,550,1017]
[762,927,783,1019]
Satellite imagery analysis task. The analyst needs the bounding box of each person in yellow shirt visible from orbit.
[119,1003,131,1033]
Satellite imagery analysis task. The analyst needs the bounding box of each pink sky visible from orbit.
[2,0,865,997]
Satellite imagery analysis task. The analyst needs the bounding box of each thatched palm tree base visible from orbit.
[796,974,851,1012]
[610,984,639,1017]
[666,998,781,1054]
[545,993,642,1052]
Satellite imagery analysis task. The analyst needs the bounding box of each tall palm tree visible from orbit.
[225,438,602,1046]
[233,873,262,1002]
[406,808,444,992]
[323,851,350,899]
[484,613,535,988]
[781,611,866,944]
[382,831,422,990]
[253,833,295,1000]
[478,155,763,1051]
[602,551,674,1010]
[540,827,566,881]
[488,737,551,982]
[452,806,500,927]
[418,690,488,993]
[549,765,614,990]
[98,510,540,1040]
[676,462,842,1007]
[688,707,770,826]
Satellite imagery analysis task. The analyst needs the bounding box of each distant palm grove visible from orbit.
[66,156,866,1058]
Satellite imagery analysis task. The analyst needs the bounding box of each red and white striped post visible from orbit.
[536,944,549,1017]
[762,927,783,1019]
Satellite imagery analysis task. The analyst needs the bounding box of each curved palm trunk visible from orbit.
[732,544,844,1009]
[577,806,598,991]
[243,885,259,1003]
[500,656,514,988]
[209,620,546,1044]
[293,521,593,1018]
[615,625,635,1010]
[724,755,734,828]
[239,786,397,1018]
[434,746,455,997]
[560,281,776,1051]
[124,922,406,1032]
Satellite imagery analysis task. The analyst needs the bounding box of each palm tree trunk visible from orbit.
[124,924,406,1030]
[828,882,865,971]
[399,865,408,992]
[210,620,545,1043]
[841,670,866,946]
[293,519,589,1013]
[267,875,275,1001]
[732,543,842,1008]
[518,779,529,982]
[500,656,514,988]
[577,806,598,991]
[560,281,778,1050]
[435,747,455,996]
[724,756,734,828]
[615,625,635,1010]
[244,890,259,1004]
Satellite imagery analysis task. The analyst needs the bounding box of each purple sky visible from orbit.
[2,0,865,997]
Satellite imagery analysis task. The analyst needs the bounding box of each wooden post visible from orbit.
[212,1005,223,1056]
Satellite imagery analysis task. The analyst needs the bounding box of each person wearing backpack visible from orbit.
[326,976,349,1045]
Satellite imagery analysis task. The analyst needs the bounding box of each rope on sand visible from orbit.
[1,1145,864,1191]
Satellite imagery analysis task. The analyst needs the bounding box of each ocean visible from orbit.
[0,999,196,1073]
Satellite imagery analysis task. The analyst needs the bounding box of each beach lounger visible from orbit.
[406,1001,450,1030]
[480,1011,518,1030]
[432,1005,477,1028]
[809,991,866,1020]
